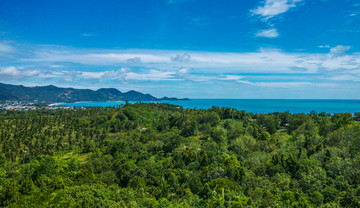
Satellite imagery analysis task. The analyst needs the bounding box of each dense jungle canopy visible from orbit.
[0,103,360,207]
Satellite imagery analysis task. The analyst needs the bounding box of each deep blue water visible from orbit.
[57,99,360,114]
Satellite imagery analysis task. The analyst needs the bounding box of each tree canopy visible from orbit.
[0,103,359,207]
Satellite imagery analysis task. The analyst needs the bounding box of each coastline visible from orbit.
[48,99,360,114]
[52,100,126,106]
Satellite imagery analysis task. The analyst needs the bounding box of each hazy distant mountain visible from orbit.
[0,83,188,103]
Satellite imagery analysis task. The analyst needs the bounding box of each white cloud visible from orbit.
[66,68,175,82]
[318,45,331,48]
[125,57,141,64]
[216,74,335,88]
[7,43,360,93]
[60,71,82,82]
[124,70,174,81]
[48,64,64,68]
[176,68,190,77]
[328,74,360,82]
[27,52,170,65]
[220,75,244,81]
[21,46,360,76]
[80,71,106,79]
[251,0,303,21]
[329,45,351,58]
[4,42,360,98]
[250,0,304,37]
[256,29,279,38]
[0,42,15,55]
[187,75,214,82]
[236,79,335,88]
[171,53,191,63]
[78,68,131,80]
[0,66,40,80]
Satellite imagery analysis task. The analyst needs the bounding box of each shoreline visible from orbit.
[46,99,360,114]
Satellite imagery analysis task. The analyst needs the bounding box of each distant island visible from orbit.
[0,82,189,103]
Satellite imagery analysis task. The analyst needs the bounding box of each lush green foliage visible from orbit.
[0,103,360,207]
[0,82,172,102]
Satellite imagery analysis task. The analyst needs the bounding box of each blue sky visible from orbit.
[0,0,360,98]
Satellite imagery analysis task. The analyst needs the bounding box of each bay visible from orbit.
[57,99,360,114]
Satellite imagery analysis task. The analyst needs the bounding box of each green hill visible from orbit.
[0,82,187,103]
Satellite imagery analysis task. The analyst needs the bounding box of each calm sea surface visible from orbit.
[57,99,360,114]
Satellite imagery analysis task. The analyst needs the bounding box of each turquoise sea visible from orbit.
[57,99,360,114]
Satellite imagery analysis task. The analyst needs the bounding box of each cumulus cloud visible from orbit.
[80,71,106,80]
[0,66,40,80]
[125,57,141,64]
[62,67,175,82]
[171,53,191,63]
[251,0,303,21]
[256,29,279,38]
[329,45,351,58]
[78,68,130,80]
[60,71,81,82]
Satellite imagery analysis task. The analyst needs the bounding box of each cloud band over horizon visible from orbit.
[0,41,359,99]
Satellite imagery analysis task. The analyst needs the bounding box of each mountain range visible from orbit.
[0,82,188,103]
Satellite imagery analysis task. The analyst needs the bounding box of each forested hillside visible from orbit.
[0,103,359,207]
[0,82,187,103]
